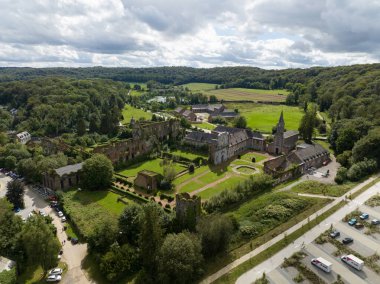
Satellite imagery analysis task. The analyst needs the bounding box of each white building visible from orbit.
[16,131,31,144]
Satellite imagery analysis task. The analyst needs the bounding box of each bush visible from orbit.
[188,163,195,173]
[335,167,348,184]
[347,159,377,181]
[336,151,352,168]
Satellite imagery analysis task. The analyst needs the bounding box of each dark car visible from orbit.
[342,237,353,244]
[355,223,364,229]
[330,230,340,238]
[71,238,79,244]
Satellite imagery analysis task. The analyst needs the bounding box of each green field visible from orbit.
[226,103,303,133]
[118,158,186,178]
[205,88,288,102]
[122,104,151,124]
[191,122,216,130]
[182,82,218,92]
[291,181,354,197]
[198,176,247,199]
[240,152,267,163]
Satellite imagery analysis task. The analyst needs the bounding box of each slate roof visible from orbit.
[174,107,184,113]
[185,131,218,144]
[54,163,83,177]
[284,130,299,138]
[293,143,329,162]
[192,104,223,111]
[182,110,195,117]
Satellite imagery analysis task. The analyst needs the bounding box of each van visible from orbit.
[341,254,364,271]
[311,257,332,273]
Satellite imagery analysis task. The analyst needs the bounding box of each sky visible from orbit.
[0,0,379,69]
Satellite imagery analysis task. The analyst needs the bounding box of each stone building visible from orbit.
[174,107,197,122]
[134,170,162,191]
[191,104,225,113]
[175,193,201,230]
[267,112,299,155]
[16,131,31,144]
[208,109,238,122]
[93,119,181,165]
[264,143,330,183]
[184,125,265,165]
[42,162,83,191]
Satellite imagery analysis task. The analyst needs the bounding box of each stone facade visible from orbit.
[42,163,83,191]
[175,193,201,230]
[16,131,31,144]
[93,119,181,165]
[267,112,299,155]
[264,143,330,183]
[134,170,162,191]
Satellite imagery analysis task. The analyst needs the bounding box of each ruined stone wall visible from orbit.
[175,193,201,230]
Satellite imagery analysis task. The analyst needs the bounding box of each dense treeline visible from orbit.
[0,77,128,136]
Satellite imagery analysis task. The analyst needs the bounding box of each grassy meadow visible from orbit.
[226,103,303,133]
[191,122,216,130]
[122,104,152,123]
[206,88,288,102]
[182,82,218,92]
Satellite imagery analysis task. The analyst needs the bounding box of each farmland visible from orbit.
[206,88,288,102]
[226,103,303,133]
[182,82,218,92]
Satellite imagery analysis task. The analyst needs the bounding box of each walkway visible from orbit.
[200,176,379,284]
[190,174,232,196]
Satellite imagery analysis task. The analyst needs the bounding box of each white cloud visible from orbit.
[0,0,378,68]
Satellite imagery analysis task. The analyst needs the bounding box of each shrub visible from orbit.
[347,159,377,181]
[188,163,195,173]
[335,167,348,184]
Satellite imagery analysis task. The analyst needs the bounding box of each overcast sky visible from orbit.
[0,0,379,68]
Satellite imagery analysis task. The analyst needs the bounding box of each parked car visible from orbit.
[46,274,62,282]
[330,230,340,238]
[371,219,380,225]
[48,268,63,275]
[61,216,66,222]
[342,237,353,244]
[71,238,79,244]
[58,211,64,217]
[360,213,369,220]
[355,223,364,229]
[348,218,357,226]
[39,210,47,217]
[14,207,20,213]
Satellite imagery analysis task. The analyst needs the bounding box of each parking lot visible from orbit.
[265,202,380,284]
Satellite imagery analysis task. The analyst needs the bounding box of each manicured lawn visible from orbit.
[198,176,247,199]
[205,88,288,102]
[226,103,303,133]
[182,82,218,91]
[17,262,67,284]
[192,122,216,130]
[170,149,208,160]
[122,104,151,124]
[291,181,354,197]
[118,158,186,178]
[240,152,267,163]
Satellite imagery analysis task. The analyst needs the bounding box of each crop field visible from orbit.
[205,88,288,102]
[122,104,151,123]
[226,103,303,133]
[182,82,218,91]
[117,158,186,178]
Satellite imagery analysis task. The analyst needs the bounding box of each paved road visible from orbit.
[235,177,380,284]
[200,176,378,284]
[0,173,11,198]
[15,186,92,283]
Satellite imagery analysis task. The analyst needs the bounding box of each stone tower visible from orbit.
[274,111,285,155]
[175,193,201,231]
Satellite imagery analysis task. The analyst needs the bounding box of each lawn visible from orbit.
[61,190,133,237]
[122,104,151,124]
[226,103,303,133]
[182,82,218,92]
[192,122,216,130]
[240,152,267,163]
[118,158,186,178]
[205,88,289,102]
[291,181,354,197]
[170,149,208,160]
[198,176,247,199]
[17,262,67,284]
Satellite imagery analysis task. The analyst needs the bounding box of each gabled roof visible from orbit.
[182,110,195,117]
[185,131,218,144]
[284,130,299,138]
[293,143,329,162]
[54,163,83,177]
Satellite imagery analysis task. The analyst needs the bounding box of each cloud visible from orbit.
[0,0,378,68]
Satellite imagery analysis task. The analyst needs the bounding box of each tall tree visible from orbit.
[21,216,60,272]
[139,202,164,277]
[6,180,25,209]
[157,233,204,284]
[80,154,114,190]
[233,116,247,129]
[118,204,143,245]
[298,107,317,144]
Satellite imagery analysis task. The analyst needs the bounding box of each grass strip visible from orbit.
[349,177,380,199]
[211,201,346,284]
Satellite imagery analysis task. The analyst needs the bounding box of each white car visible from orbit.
[39,210,47,217]
[61,216,66,222]
[57,211,64,217]
[28,212,34,218]
[46,274,62,282]
[48,268,63,275]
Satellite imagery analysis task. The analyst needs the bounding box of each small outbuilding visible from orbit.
[134,170,162,191]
